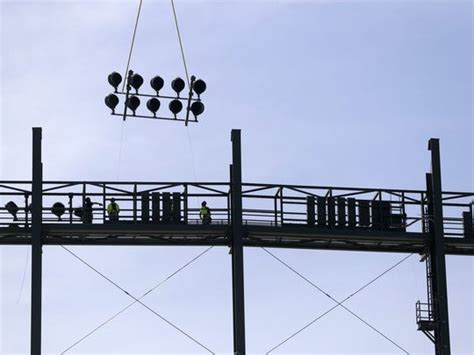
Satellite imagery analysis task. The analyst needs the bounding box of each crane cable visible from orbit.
[262,248,412,355]
[60,245,215,354]
[170,0,200,205]
[116,0,143,179]
[122,0,143,92]
[171,0,190,87]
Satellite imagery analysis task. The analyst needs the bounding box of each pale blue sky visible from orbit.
[0,0,472,354]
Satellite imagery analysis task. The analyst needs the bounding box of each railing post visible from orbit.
[274,190,278,227]
[102,184,106,223]
[427,138,451,355]
[227,189,231,225]
[24,192,30,227]
[279,187,284,226]
[230,129,246,355]
[31,127,43,355]
[184,184,188,224]
[68,193,73,224]
[133,184,137,223]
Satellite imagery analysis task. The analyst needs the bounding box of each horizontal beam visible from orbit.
[1,180,473,196]
[1,225,473,255]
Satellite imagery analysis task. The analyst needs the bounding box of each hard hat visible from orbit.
[202,201,207,206]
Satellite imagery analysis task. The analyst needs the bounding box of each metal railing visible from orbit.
[416,300,434,324]
[0,181,473,237]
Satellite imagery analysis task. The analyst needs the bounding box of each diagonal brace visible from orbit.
[62,246,214,354]
[61,245,215,354]
[263,248,411,354]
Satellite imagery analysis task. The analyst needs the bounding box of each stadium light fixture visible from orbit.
[105,69,207,125]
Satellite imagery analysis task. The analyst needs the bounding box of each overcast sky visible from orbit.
[0,0,473,354]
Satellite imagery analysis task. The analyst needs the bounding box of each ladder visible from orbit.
[416,254,436,343]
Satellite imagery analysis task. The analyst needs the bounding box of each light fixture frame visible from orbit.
[106,70,205,126]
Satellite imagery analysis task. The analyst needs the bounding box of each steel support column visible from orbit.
[428,138,451,355]
[31,127,43,355]
[230,129,246,355]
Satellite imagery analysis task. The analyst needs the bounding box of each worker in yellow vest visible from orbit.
[107,198,120,222]
[199,201,211,225]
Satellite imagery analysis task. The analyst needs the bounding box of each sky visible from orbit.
[0,0,473,354]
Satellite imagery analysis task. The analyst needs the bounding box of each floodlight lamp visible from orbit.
[147,98,161,116]
[108,72,122,92]
[171,77,185,96]
[150,76,164,94]
[51,202,65,221]
[126,95,141,114]
[190,101,205,116]
[169,99,183,116]
[105,94,119,113]
[193,79,206,98]
[130,74,144,93]
[5,201,19,221]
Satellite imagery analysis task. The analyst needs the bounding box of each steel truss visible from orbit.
[0,128,473,355]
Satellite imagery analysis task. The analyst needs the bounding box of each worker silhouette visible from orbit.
[107,198,120,222]
[82,197,102,224]
[199,201,211,225]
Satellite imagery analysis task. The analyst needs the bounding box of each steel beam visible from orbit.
[230,129,246,355]
[428,139,451,355]
[31,127,43,355]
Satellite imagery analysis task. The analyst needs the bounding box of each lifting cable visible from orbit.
[170,0,200,202]
[116,0,143,179]
[262,248,412,355]
[60,245,215,354]
[122,0,143,92]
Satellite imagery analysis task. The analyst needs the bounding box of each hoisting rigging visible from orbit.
[104,0,207,125]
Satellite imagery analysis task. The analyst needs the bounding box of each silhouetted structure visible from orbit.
[0,128,473,355]
[105,70,206,125]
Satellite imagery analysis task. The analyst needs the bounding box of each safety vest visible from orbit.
[107,202,120,214]
[200,206,210,216]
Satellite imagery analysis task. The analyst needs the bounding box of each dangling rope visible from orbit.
[116,124,125,180]
[16,248,30,304]
[185,128,199,182]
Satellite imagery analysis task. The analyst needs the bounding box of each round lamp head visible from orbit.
[193,79,206,97]
[130,73,144,93]
[108,72,122,92]
[150,76,164,94]
[105,94,119,113]
[147,98,161,116]
[5,201,19,221]
[171,77,185,96]
[190,101,205,116]
[169,99,183,116]
[51,202,65,220]
[126,95,140,114]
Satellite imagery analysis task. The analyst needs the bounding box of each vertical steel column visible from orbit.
[428,138,451,355]
[31,127,43,355]
[230,129,246,355]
